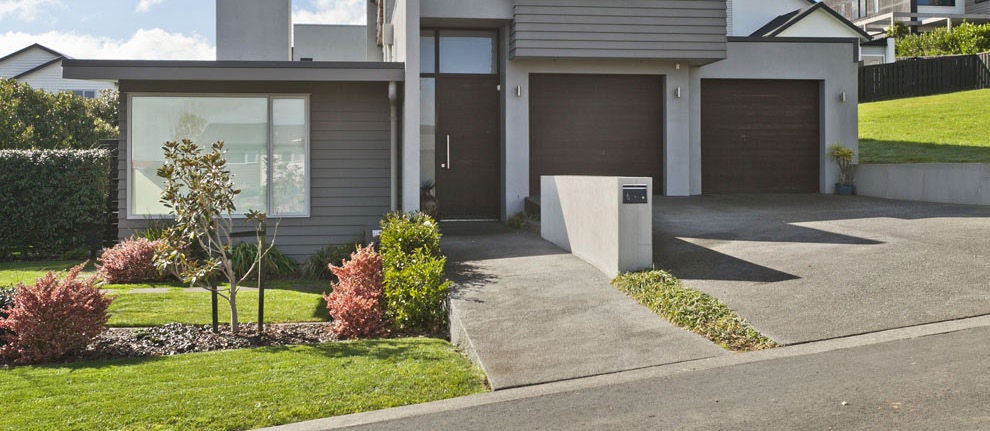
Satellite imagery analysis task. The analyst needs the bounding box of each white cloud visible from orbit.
[134,0,163,13]
[292,0,365,25]
[0,28,215,60]
[0,0,61,22]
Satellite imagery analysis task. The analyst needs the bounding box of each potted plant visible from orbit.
[828,144,856,195]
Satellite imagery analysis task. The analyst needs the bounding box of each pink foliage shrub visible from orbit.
[96,237,162,284]
[323,245,389,339]
[0,264,114,364]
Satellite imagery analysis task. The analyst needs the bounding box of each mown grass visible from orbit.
[859,89,990,164]
[0,260,331,327]
[612,270,778,351]
[107,289,328,327]
[0,338,488,431]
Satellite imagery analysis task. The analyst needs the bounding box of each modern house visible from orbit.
[823,0,990,35]
[64,0,865,261]
[0,43,115,97]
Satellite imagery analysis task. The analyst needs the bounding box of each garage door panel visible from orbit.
[530,74,663,196]
[701,79,820,194]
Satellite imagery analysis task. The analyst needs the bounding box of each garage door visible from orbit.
[529,74,663,196]
[701,79,820,194]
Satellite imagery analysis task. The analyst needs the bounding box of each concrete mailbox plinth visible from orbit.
[540,176,653,278]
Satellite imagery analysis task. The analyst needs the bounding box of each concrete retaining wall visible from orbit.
[856,163,990,205]
[540,176,653,278]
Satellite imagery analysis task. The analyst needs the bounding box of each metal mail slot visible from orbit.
[622,185,649,204]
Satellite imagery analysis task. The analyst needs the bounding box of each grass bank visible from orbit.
[859,89,990,164]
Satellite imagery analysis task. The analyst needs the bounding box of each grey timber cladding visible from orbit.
[511,0,727,61]
[117,81,392,261]
[967,0,990,14]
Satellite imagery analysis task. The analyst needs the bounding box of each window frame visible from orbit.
[126,93,311,220]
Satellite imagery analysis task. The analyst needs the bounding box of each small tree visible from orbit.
[154,139,278,332]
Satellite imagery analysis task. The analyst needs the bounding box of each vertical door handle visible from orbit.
[441,134,451,170]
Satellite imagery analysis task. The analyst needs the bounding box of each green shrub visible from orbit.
[507,212,529,230]
[0,149,110,258]
[301,242,362,281]
[896,22,990,57]
[612,270,778,351]
[0,78,117,150]
[380,212,441,260]
[379,212,450,333]
[230,242,298,281]
[135,219,175,241]
[382,249,452,333]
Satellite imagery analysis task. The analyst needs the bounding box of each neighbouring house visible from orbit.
[0,43,115,97]
[823,0,990,35]
[64,0,865,261]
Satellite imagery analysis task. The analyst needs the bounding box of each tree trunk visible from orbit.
[228,281,239,332]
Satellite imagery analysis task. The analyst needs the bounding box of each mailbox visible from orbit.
[622,184,649,204]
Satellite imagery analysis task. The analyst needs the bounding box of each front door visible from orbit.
[421,29,500,220]
[435,76,500,220]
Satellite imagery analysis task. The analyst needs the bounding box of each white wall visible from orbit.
[729,0,811,36]
[776,9,868,39]
[857,164,990,205]
[0,47,59,78]
[692,40,860,194]
[394,0,422,212]
[420,0,512,20]
[216,0,290,61]
[18,61,115,94]
[293,25,367,61]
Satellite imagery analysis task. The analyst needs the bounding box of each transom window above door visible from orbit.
[420,30,497,75]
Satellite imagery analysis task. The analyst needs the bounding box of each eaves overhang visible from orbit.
[62,59,406,82]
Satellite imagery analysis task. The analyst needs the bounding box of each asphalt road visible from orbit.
[335,325,990,430]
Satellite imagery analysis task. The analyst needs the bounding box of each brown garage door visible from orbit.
[529,74,663,196]
[701,79,821,194]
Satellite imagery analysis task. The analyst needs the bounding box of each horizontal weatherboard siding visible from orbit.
[117,80,392,262]
[511,0,727,62]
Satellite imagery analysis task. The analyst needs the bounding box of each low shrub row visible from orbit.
[322,212,451,339]
[0,149,110,259]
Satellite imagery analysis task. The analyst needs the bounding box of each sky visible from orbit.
[0,0,366,60]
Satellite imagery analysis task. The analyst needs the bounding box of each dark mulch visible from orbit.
[71,323,336,363]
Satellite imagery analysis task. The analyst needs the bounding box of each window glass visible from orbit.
[129,96,307,217]
[271,98,308,216]
[439,31,496,74]
[421,31,436,74]
[420,78,436,189]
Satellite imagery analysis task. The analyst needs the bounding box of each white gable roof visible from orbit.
[0,44,63,78]
[729,0,813,36]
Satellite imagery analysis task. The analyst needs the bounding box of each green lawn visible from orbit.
[108,289,328,327]
[860,89,990,164]
[0,260,330,327]
[0,338,487,431]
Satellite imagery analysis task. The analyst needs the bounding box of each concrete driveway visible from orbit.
[654,195,990,345]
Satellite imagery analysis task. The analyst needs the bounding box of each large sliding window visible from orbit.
[129,95,309,218]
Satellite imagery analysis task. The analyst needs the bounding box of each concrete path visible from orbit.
[654,195,990,345]
[442,223,726,390]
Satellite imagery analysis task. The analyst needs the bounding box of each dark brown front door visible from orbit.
[435,76,500,220]
[701,79,821,194]
[529,74,664,197]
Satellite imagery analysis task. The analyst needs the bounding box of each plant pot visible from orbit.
[835,184,856,196]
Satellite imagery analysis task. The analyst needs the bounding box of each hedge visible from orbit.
[0,149,110,258]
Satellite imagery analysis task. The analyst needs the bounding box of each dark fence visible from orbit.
[98,139,120,247]
[859,52,990,103]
